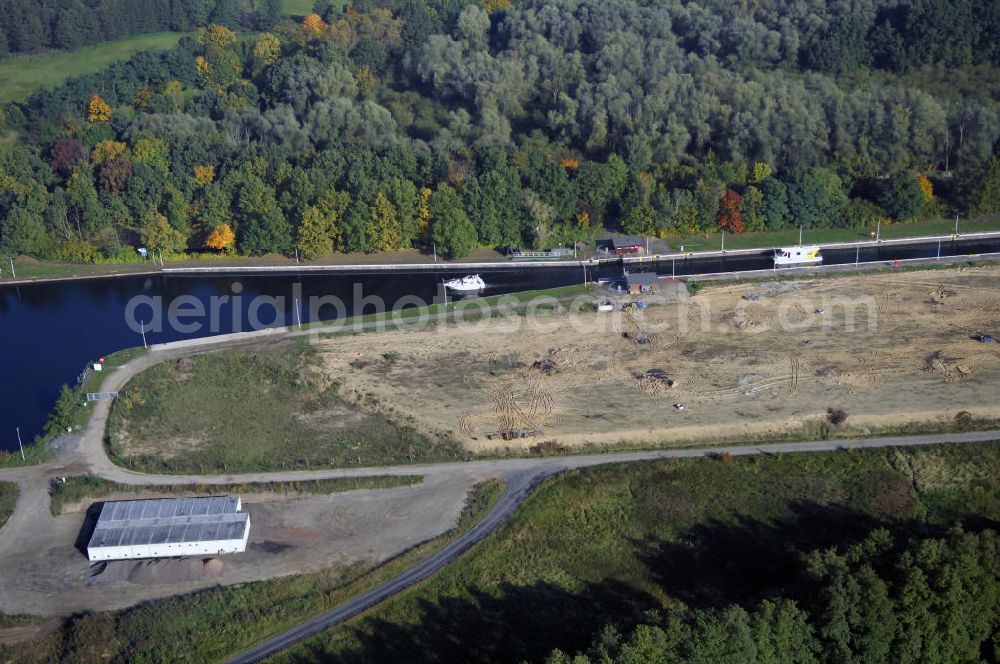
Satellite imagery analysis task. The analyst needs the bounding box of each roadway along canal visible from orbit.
[1,235,998,449]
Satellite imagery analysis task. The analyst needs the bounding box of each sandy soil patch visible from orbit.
[314,266,1000,452]
[0,474,478,615]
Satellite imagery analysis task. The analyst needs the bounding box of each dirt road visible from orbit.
[1,417,997,617]
[227,428,1000,663]
[0,266,998,618]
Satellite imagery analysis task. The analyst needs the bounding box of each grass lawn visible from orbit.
[304,283,595,334]
[6,214,998,284]
[0,248,503,283]
[0,0,325,105]
[0,32,184,103]
[280,442,1000,663]
[0,440,47,468]
[284,0,350,16]
[106,340,464,473]
[48,474,421,515]
[0,258,158,281]
[80,346,148,397]
[284,0,316,15]
[0,482,17,531]
[3,443,999,661]
[664,213,1000,253]
[0,480,505,663]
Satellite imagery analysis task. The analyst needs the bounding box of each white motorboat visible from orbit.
[444,274,486,291]
[774,245,822,267]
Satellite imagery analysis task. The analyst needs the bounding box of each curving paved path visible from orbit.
[224,467,561,664]
[0,320,997,658]
[223,428,1000,663]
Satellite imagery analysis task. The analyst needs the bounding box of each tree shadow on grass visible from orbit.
[289,579,658,664]
[284,501,1000,663]
[635,501,889,611]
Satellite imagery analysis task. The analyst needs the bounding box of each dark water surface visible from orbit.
[0,268,579,449]
[1,237,997,450]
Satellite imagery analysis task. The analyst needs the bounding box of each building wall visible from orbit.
[87,518,250,562]
[627,284,658,295]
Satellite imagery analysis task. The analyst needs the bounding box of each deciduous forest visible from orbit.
[0,0,283,54]
[547,528,1000,664]
[0,0,998,261]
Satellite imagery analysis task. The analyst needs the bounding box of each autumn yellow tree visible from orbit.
[195,55,211,84]
[302,13,327,39]
[194,24,241,89]
[131,138,169,170]
[252,33,281,67]
[418,187,432,239]
[141,211,187,254]
[87,95,112,123]
[369,191,401,251]
[355,64,376,98]
[198,24,237,48]
[193,165,216,187]
[560,157,580,169]
[205,223,235,252]
[318,189,350,222]
[327,19,354,50]
[133,86,153,108]
[916,174,934,201]
[750,161,774,184]
[91,140,126,165]
[482,0,512,12]
[163,80,183,109]
[297,207,334,259]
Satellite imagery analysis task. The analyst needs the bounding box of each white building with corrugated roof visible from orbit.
[86,495,250,562]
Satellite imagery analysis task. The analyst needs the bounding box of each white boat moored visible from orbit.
[444,274,486,291]
[774,245,822,267]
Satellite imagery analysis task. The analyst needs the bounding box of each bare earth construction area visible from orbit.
[1,265,999,626]
[310,265,1000,452]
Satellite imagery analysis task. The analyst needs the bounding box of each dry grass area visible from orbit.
[316,265,1000,452]
[108,343,462,473]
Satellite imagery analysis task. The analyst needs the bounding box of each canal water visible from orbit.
[1,236,997,450]
[592,236,1000,279]
[0,267,581,449]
